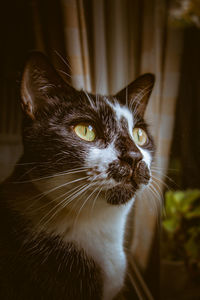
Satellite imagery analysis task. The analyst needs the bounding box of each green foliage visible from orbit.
[161,189,200,276]
[170,0,200,28]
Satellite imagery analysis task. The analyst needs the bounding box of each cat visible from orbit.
[0,52,155,300]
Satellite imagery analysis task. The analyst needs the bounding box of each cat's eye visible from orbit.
[132,128,147,146]
[74,123,96,142]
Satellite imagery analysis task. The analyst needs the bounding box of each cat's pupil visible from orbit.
[138,129,142,140]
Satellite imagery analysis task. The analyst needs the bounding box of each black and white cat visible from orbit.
[0,52,155,300]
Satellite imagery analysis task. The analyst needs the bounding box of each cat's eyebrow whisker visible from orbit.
[83,89,95,108]
[54,50,72,72]
[130,84,152,116]
[125,86,128,107]
[57,69,72,79]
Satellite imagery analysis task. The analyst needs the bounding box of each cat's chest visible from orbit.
[68,227,126,300]
[60,203,133,300]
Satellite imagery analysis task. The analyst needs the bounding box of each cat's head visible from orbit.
[21,52,155,206]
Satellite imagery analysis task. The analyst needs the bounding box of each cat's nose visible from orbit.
[119,152,143,168]
[107,160,133,183]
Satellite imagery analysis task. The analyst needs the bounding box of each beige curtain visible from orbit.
[61,0,183,272]
[0,0,183,293]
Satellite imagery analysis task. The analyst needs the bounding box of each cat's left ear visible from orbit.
[21,51,75,120]
[115,73,155,117]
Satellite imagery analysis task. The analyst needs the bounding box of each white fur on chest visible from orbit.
[62,199,134,300]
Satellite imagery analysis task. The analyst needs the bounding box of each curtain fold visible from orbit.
[0,0,183,289]
[60,0,183,272]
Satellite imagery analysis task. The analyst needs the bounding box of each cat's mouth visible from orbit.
[106,160,150,204]
[107,160,150,186]
[88,160,150,205]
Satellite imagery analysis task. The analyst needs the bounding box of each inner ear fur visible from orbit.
[115,73,155,117]
[21,51,74,119]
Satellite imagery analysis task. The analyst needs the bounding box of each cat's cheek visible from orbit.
[139,147,152,169]
[85,144,118,178]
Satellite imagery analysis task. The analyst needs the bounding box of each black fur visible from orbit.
[0,52,155,299]
[0,186,102,300]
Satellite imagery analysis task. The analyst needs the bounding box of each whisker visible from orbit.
[57,69,71,79]
[39,173,103,228]
[73,183,98,226]
[54,50,72,71]
[41,180,98,228]
[25,175,90,207]
[83,89,95,108]
[25,182,87,214]
[89,185,104,217]
[14,167,89,184]
[38,182,90,228]
[151,169,177,186]
[146,185,161,218]
[151,175,170,190]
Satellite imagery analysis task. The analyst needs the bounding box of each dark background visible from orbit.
[0,1,200,299]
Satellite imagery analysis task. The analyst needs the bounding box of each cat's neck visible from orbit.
[3,166,134,300]
[59,198,134,300]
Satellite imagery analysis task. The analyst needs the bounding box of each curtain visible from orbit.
[1,0,183,296]
[60,0,183,273]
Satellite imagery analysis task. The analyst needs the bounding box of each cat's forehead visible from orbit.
[104,98,134,133]
[79,93,135,131]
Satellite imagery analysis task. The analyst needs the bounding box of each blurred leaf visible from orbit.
[162,189,200,265]
[184,236,199,259]
[162,218,179,233]
[186,207,200,219]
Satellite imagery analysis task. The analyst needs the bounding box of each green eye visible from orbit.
[132,128,147,146]
[74,123,96,142]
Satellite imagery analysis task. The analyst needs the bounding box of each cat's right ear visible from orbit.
[21,52,74,119]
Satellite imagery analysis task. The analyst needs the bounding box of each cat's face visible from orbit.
[21,52,155,206]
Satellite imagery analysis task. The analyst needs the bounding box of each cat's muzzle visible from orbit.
[107,159,150,186]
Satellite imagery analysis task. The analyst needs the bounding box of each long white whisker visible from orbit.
[26,182,87,214]
[14,167,89,184]
[38,182,90,228]
[89,185,104,217]
[39,173,103,228]
[73,183,98,226]
[57,69,71,79]
[54,50,72,71]
[26,175,90,207]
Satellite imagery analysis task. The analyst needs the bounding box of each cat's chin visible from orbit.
[106,184,137,205]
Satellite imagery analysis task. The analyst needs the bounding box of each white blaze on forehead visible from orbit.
[105,98,134,136]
